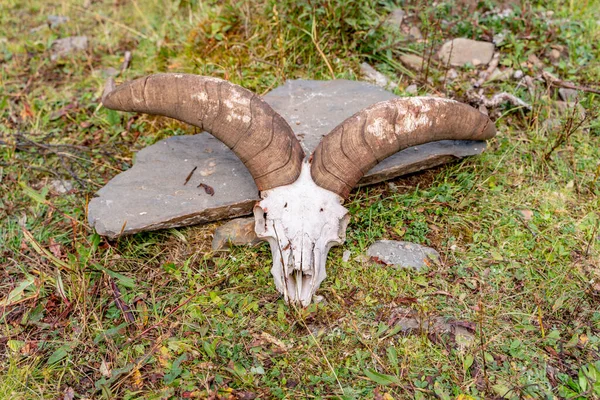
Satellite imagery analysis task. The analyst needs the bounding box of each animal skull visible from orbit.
[253,163,350,306]
[101,73,496,306]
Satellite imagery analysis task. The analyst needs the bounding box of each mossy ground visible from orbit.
[1,1,599,399]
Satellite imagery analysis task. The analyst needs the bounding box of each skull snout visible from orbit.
[252,162,350,306]
[284,238,317,306]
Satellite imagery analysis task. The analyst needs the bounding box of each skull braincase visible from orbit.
[254,163,349,306]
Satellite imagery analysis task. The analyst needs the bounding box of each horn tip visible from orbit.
[482,118,497,139]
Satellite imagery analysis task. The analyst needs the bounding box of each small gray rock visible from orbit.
[527,54,543,68]
[542,118,561,133]
[408,26,423,40]
[446,68,458,80]
[493,30,507,46]
[405,84,418,94]
[100,67,119,78]
[359,62,392,89]
[48,15,69,28]
[386,9,406,27]
[51,36,88,60]
[438,38,495,67]
[212,217,262,251]
[399,54,424,71]
[549,48,562,63]
[387,182,398,193]
[553,100,586,119]
[558,88,579,102]
[540,100,585,133]
[342,250,351,262]
[50,179,73,194]
[488,68,514,82]
[389,307,475,350]
[366,240,439,270]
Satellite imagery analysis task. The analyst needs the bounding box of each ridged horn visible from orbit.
[311,97,496,199]
[102,73,304,191]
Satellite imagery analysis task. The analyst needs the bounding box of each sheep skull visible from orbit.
[253,163,349,306]
[101,74,496,307]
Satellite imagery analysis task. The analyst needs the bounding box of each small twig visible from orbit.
[110,277,136,324]
[309,15,335,79]
[442,37,454,96]
[477,299,490,390]
[58,154,87,188]
[516,211,537,238]
[544,103,588,161]
[468,91,532,111]
[542,71,600,95]
[183,166,197,185]
[120,51,132,73]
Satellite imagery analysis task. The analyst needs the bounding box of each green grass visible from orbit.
[1,0,600,398]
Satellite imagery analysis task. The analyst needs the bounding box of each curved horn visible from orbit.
[311,97,496,199]
[102,73,304,191]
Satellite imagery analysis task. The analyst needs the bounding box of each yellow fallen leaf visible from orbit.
[131,367,143,389]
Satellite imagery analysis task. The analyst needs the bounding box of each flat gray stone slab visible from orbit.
[366,240,440,270]
[88,79,487,238]
[88,135,258,238]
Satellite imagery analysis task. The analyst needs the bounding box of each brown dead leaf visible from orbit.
[235,391,257,400]
[168,62,183,70]
[545,346,559,358]
[448,320,476,333]
[21,102,34,119]
[20,341,38,356]
[48,238,63,259]
[369,256,389,266]
[198,183,215,196]
[63,387,75,400]
[394,296,417,305]
[182,391,202,398]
